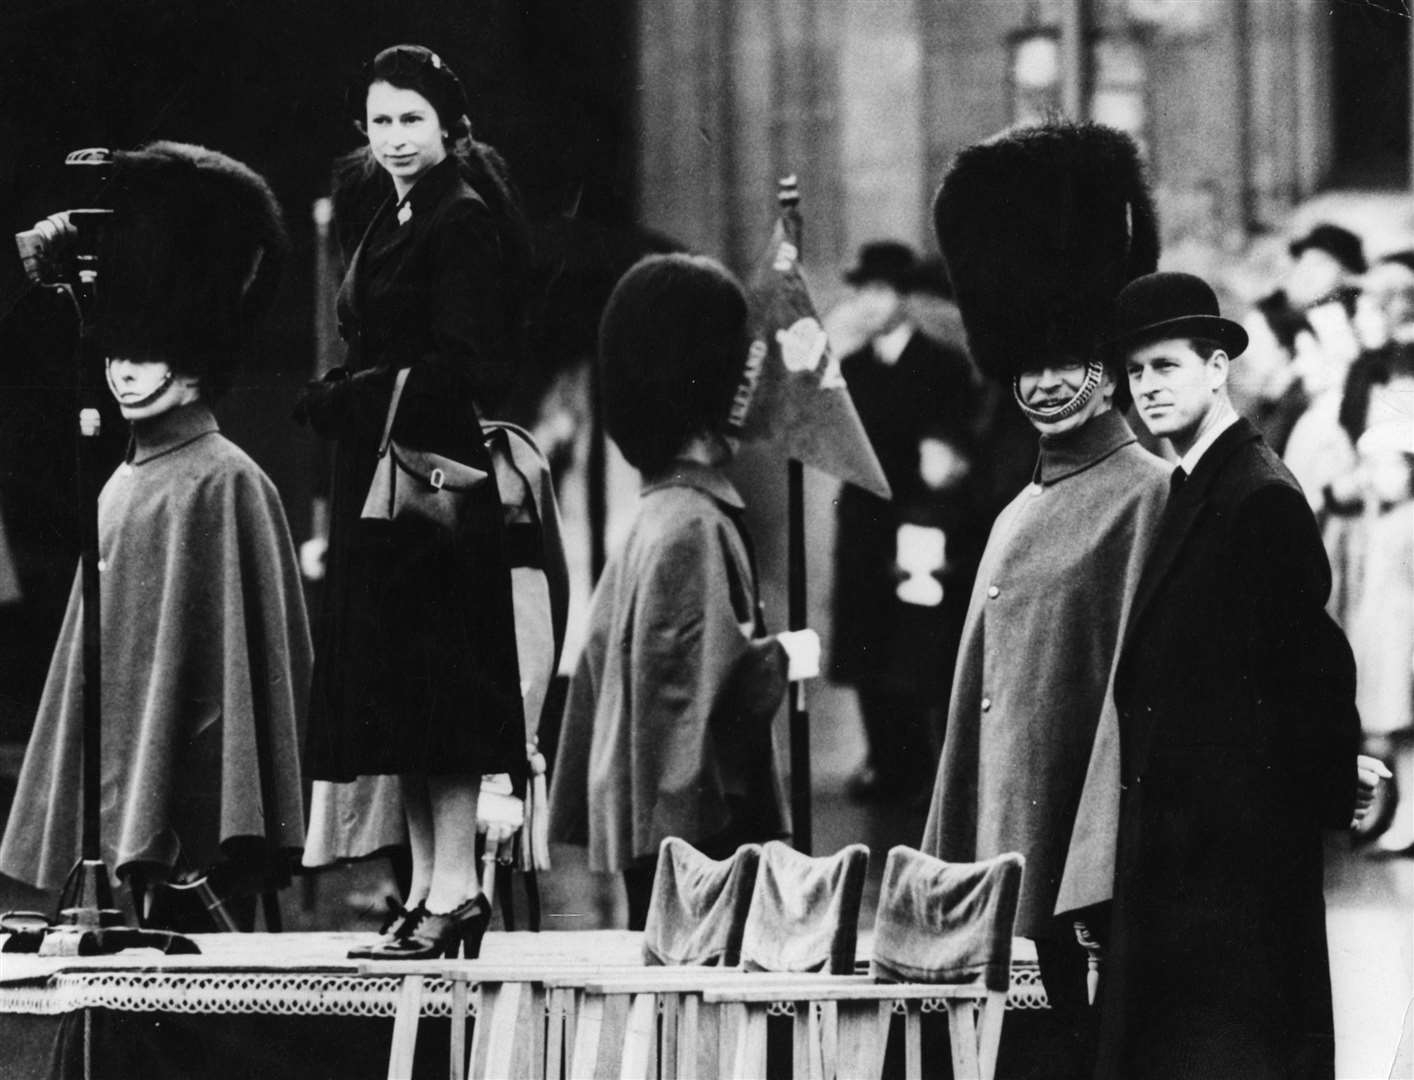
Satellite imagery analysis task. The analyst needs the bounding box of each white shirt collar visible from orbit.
[872,322,915,365]
[1179,399,1240,475]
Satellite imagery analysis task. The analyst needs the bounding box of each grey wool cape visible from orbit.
[921,409,1168,937]
[548,462,791,873]
[0,403,311,888]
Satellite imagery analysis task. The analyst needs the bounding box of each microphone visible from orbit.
[13,149,114,286]
[15,211,79,284]
[2,149,113,322]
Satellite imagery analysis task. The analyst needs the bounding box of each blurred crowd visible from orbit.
[1241,224,1414,855]
[820,226,1414,854]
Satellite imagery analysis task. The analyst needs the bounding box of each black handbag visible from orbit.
[360,367,489,530]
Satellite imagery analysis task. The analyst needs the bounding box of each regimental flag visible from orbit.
[730,187,890,500]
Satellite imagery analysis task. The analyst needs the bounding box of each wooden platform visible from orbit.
[0,928,1045,1006]
[0,929,1049,1078]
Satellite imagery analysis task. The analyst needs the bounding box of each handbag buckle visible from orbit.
[429,467,446,490]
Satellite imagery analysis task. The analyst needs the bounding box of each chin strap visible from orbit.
[1012,359,1105,424]
[105,361,176,409]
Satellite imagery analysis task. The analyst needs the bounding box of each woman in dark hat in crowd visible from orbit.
[0,142,309,929]
[296,44,532,960]
[547,254,819,929]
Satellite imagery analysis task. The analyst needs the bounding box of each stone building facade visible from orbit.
[633,0,1413,304]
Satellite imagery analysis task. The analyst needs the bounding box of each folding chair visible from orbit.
[481,419,570,931]
[738,840,870,975]
[643,836,761,967]
[558,836,764,1077]
[579,839,868,1076]
[711,845,1025,1080]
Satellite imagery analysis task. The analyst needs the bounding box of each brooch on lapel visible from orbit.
[396,202,413,226]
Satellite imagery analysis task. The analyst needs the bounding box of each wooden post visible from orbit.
[779,175,813,856]
[1061,0,1090,121]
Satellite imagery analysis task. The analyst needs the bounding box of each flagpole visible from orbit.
[778,175,813,855]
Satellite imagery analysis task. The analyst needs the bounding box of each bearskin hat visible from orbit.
[933,121,1159,404]
[95,141,288,397]
[599,253,748,476]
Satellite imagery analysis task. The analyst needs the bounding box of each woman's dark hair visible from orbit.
[599,254,749,475]
[342,44,532,341]
[1256,292,1313,354]
[1341,342,1414,442]
[347,45,469,139]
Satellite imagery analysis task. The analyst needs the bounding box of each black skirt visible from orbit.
[305,429,524,782]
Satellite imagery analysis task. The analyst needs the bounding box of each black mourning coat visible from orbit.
[299,155,523,782]
[1097,418,1359,1080]
[829,329,983,696]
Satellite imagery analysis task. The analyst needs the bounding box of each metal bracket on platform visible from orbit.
[37,925,200,957]
[31,859,201,956]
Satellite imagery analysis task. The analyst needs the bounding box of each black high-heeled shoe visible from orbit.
[346,899,428,960]
[360,894,492,961]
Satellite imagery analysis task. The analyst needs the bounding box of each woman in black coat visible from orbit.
[297,44,530,959]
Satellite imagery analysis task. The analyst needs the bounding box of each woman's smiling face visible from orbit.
[365,80,447,197]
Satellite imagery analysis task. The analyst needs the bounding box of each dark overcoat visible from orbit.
[299,155,523,782]
[830,330,980,687]
[922,410,1169,937]
[1097,418,1360,1080]
[547,463,791,873]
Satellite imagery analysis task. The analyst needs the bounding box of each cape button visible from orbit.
[987,585,1000,599]
[981,697,992,712]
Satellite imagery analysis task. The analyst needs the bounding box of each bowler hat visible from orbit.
[1107,272,1248,358]
[1289,223,1366,275]
[1378,249,1414,276]
[904,256,953,299]
[843,241,918,290]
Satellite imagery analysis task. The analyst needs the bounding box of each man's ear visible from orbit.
[1208,349,1230,391]
[1097,361,1118,401]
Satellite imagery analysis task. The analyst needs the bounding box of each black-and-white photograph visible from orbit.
[0,1,1409,1077]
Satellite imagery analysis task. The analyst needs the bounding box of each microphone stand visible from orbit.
[23,185,198,956]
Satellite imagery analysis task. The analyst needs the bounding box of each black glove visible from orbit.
[293,367,350,430]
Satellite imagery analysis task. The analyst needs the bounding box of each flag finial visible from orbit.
[777,174,799,210]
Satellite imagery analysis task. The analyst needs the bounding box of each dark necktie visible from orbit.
[1170,466,1188,496]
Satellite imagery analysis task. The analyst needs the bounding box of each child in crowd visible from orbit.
[548,253,819,928]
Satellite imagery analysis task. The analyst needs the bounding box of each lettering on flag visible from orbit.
[728,339,769,431]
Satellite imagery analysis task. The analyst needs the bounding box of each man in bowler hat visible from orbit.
[1238,222,1367,455]
[829,240,980,803]
[1097,271,1361,1079]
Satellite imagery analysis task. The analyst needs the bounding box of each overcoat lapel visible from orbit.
[1123,482,1204,656]
[1122,419,1260,657]
[347,161,478,310]
[355,196,414,278]
[339,197,391,320]
[1119,419,1261,770]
